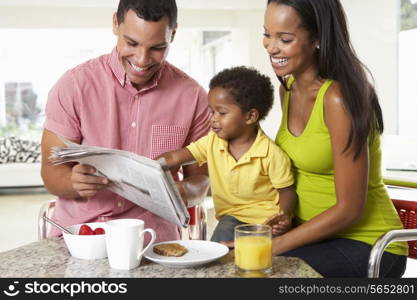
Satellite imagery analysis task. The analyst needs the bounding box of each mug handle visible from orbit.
[138,228,156,258]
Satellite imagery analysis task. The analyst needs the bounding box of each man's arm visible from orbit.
[40,129,109,198]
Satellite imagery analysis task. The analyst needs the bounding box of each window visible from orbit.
[0,28,115,141]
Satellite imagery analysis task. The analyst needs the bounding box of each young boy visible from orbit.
[159,66,296,242]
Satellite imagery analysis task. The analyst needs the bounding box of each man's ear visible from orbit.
[112,13,119,35]
[170,27,177,43]
[245,109,259,125]
[313,39,320,50]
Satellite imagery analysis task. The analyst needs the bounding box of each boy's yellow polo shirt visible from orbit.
[187,128,294,224]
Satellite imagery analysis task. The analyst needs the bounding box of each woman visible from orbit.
[263,0,408,277]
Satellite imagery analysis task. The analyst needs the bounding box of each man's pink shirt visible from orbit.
[44,48,210,242]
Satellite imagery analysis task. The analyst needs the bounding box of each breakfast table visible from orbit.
[0,238,321,278]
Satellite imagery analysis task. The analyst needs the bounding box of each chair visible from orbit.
[38,199,56,240]
[184,205,207,240]
[38,199,208,241]
[368,196,417,278]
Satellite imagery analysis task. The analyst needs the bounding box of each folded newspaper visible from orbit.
[49,139,189,228]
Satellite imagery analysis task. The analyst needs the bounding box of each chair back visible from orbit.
[37,199,56,240]
[392,199,417,259]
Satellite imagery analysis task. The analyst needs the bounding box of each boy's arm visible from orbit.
[157,148,210,208]
[264,186,297,235]
[277,185,297,215]
[157,148,196,170]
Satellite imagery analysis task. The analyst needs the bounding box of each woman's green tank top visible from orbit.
[276,77,407,256]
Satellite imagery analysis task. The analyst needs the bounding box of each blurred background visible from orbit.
[0,0,416,275]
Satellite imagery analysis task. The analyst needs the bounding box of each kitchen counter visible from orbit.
[0,238,321,278]
[384,170,417,188]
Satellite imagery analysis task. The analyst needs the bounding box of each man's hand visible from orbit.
[71,164,109,198]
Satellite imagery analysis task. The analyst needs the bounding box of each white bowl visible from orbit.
[63,222,107,260]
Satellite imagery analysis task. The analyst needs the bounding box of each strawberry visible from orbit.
[93,227,105,235]
[79,224,94,235]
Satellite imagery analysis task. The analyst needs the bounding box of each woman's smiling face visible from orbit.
[263,2,318,78]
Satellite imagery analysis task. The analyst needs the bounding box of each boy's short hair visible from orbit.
[209,66,274,121]
[116,0,178,29]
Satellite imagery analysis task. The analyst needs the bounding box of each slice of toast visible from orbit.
[153,243,188,257]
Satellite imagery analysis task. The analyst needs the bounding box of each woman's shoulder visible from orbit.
[322,80,352,130]
[323,80,343,105]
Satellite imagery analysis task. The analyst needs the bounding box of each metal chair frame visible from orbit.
[38,199,56,240]
[368,198,417,278]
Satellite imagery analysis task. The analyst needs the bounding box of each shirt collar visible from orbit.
[109,47,127,87]
[218,127,269,158]
[108,46,166,91]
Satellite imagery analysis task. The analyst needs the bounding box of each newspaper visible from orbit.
[49,139,190,228]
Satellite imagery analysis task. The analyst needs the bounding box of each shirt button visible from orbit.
[131,121,136,128]
[117,201,122,208]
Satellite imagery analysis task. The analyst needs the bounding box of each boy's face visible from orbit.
[113,10,176,90]
[208,87,252,141]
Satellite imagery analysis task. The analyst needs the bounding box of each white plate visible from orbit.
[144,240,229,268]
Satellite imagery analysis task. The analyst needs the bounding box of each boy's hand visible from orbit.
[220,240,235,249]
[263,212,293,236]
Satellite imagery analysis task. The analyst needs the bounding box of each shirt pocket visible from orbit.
[150,124,187,159]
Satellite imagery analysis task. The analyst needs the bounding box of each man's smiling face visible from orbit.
[113,9,175,90]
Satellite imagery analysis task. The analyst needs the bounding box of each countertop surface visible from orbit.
[0,238,321,278]
[385,170,417,186]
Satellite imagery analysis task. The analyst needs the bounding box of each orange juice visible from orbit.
[235,235,272,271]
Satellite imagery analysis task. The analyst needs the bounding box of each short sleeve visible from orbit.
[184,85,210,145]
[186,134,210,166]
[43,70,82,141]
[268,143,294,189]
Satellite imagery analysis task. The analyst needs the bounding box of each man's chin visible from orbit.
[127,74,151,88]
[128,69,160,87]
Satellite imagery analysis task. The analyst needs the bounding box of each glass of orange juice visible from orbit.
[234,224,272,277]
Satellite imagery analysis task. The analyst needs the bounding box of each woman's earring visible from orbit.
[316,45,320,50]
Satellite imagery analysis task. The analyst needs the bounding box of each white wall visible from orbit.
[180,1,401,138]
[342,0,399,134]
[398,28,417,136]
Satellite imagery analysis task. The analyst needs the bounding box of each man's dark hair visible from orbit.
[209,66,274,121]
[116,0,177,28]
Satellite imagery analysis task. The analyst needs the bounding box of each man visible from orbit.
[41,0,210,242]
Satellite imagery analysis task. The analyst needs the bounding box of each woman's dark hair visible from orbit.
[209,66,274,121]
[116,0,177,28]
[267,0,384,159]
